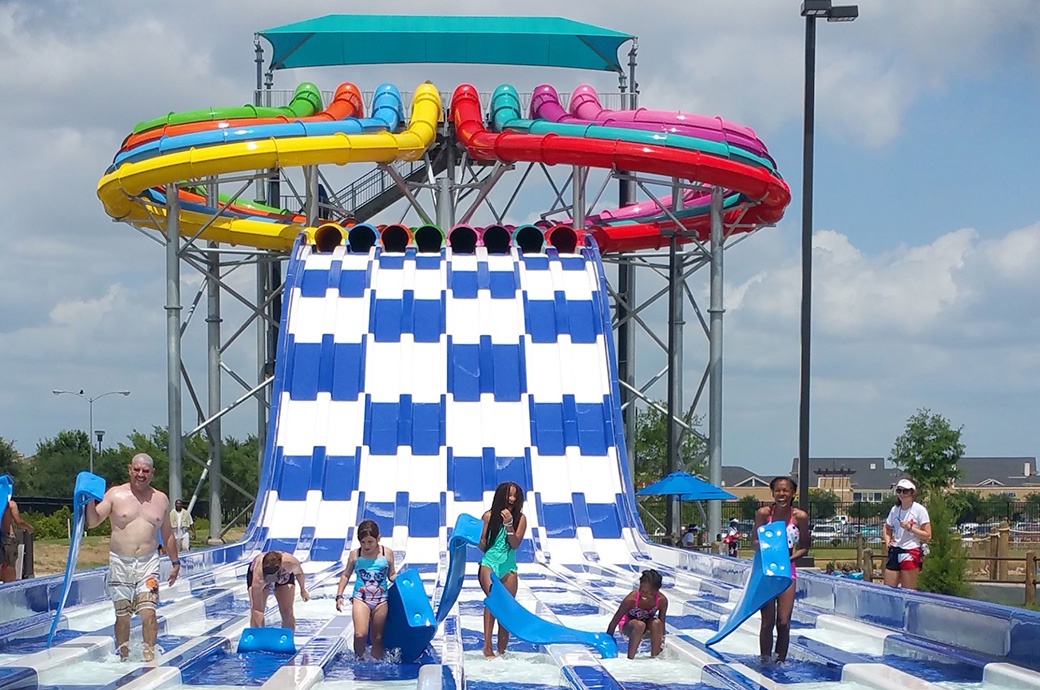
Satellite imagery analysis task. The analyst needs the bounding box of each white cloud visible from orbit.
[0,0,1038,475]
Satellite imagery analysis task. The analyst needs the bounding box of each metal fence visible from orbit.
[698,499,1040,549]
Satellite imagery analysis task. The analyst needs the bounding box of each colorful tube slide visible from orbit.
[130,81,324,134]
[113,84,404,170]
[120,82,364,152]
[569,84,772,161]
[97,83,441,249]
[528,84,748,226]
[451,83,790,252]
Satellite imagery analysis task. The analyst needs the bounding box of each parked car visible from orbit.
[811,524,844,543]
[855,524,883,544]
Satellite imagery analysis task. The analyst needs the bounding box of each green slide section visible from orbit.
[132,82,323,134]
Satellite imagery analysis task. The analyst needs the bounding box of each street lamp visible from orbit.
[52,389,131,473]
[798,1,858,522]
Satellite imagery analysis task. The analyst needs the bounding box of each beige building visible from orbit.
[719,457,1040,503]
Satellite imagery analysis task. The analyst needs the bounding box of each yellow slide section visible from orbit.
[97,84,442,250]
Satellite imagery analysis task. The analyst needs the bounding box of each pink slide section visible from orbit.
[568,84,771,160]
[528,85,757,225]
[531,85,712,224]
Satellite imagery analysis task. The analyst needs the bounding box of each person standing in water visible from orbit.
[478,481,527,658]
[753,476,810,663]
[85,453,180,661]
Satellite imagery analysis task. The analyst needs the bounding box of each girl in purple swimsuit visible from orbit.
[606,569,669,659]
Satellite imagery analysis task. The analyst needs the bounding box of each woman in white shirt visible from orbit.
[883,478,932,589]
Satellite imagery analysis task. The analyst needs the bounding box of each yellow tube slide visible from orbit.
[97,84,442,250]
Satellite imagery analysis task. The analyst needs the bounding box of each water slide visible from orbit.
[452,83,791,253]
[2,81,1039,690]
[96,83,441,250]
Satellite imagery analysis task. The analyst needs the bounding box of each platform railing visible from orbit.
[254,89,629,113]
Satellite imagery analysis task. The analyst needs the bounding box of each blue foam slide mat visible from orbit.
[0,475,12,515]
[483,572,618,658]
[435,513,483,623]
[383,513,483,663]
[237,627,295,654]
[706,520,793,646]
[382,567,436,662]
[48,472,107,647]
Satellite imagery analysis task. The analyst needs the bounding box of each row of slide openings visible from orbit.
[312,221,583,255]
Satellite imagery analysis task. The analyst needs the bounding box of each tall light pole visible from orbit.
[798,0,858,522]
[52,389,131,473]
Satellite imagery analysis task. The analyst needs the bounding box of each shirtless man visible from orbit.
[1,498,33,582]
[85,453,180,661]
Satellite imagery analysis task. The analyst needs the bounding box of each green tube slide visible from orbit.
[132,82,324,134]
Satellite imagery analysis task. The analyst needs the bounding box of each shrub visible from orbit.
[22,507,113,539]
[918,492,971,597]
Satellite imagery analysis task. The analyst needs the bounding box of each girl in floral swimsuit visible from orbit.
[607,569,669,659]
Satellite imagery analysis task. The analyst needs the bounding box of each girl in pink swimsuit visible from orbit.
[754,476,810,663]
[606,569,669,659]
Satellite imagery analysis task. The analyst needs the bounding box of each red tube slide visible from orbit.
[451,84,790,253]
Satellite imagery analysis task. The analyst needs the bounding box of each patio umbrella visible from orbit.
[636,471,736,501]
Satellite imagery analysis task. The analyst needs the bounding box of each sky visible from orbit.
[0,1,1038,479]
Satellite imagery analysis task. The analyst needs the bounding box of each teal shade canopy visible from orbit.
[259,15,635,73]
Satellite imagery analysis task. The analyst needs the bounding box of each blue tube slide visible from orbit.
[110,83,405,169]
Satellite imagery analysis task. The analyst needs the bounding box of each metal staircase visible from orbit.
[340,142,450,221]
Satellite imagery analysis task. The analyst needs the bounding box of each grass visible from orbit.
[30,527,247,576]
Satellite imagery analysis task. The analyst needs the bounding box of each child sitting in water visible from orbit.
[606,569,669,659]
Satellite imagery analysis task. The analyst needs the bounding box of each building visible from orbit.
[718,457,1040,502]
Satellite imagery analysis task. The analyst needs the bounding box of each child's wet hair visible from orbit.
[640,568,663,590]
[769,476,797,493]
[357,519,380,540]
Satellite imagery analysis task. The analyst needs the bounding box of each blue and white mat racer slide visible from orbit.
[1,238,1040,690]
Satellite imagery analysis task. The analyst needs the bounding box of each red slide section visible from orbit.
[450,84,791,253]
[120,82,365,152]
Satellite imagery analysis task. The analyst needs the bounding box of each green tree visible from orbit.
[633,402,707,534]
[27,426,260,528]
[28,430,91,496]
[946,490,984,524]
[633,402,706,487]
[0,435,24,484]
[1023,493,1040,521]
[917,491,971,596]
[979,493,1015,523]
[889,408,964,493]
[808,489,840,521]
[848,500,886,520]
[737,495,761,521]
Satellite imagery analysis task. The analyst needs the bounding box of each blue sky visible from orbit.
[0,1,1037,479]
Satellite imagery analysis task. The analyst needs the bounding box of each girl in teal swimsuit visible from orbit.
[478,481,527,658]
[335,520,396,659]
